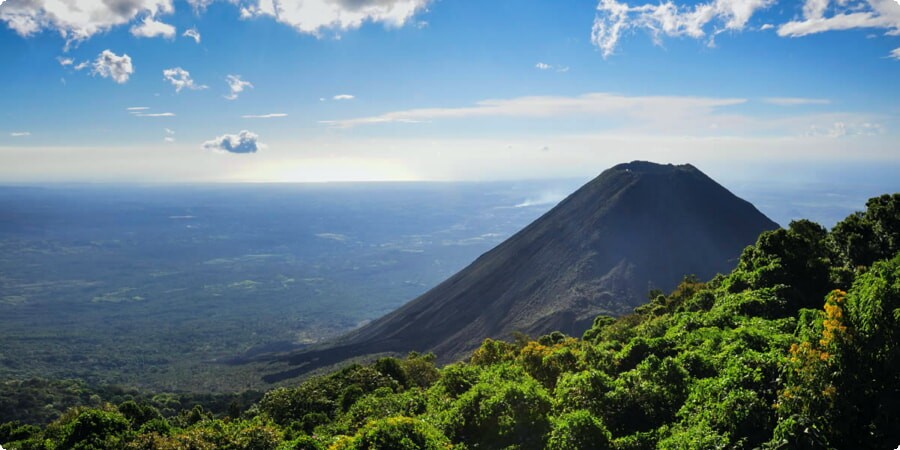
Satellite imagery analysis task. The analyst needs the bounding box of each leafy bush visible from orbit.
[547,410,612,450]
[336,416,449,450]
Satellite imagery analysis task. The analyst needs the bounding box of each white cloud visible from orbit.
[240,0,430,35]
[535,62,569,72]
[203,130,263,154]
[778,0,900,37]
[185,0,215,11]
[74,61,89,71]
[57,56,73,66]
[10,132,31,137]
[183,27,201,43]
[889,47,900,59]
[163,67,207,92]
[134,112,175,117]
[2,0,429,45]
[318,92,894,143]
[92,50,133,84]
[592,0,775,57]
[808,121,884,138]
[130,16,175,38]
[225,75,253,100]
[333,94,355,100]
[242,113,288,118]
[515,191,565,208]
[321,92,747,128]
[164,128,175,142]
[760,23,774,30]
[763,97,831,106]
[0,0,173,46]
[127,107,173,117]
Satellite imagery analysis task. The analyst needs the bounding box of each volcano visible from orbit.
[264,161,778,381]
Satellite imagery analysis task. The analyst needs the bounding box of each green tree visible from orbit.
[731,220,832,311]
[441,367,551,450]
[547,410,612,450]
[337,416,449,450]
[829,194,900,270]
[117,400,162,429]
[834,254,900,448]
[56,408,130,450]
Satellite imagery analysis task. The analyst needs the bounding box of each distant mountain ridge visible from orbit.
[264,161,778,381]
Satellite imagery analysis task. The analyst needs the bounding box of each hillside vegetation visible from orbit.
[2,193,898,450]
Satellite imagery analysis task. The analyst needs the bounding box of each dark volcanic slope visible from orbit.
[266,162,777,380]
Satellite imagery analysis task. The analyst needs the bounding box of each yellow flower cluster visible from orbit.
[820,290,848,349]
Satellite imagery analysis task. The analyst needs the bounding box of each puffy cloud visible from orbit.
[57,56,73,66]
[130,16,176,39]
[183,27,201,43]
[202,130,263,154]
[242,113,288,118]
[592,0,775,57]
[803,0,829,20]
[163,67,207,92]
[333,94,355,100]
[764,97,831,106]
[10,132,31,137]
[891,47,900,59]
[778,0,900,37]
[240,0,430,35]
[92,50,133,84]
[2,0,427,46]
[225,75,253,100]
[0,0,173,46]
[185,0,215,10]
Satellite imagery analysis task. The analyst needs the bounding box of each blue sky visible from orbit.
[0,0,898,182]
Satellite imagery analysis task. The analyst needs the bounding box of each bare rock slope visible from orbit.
[265,161,778,381]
